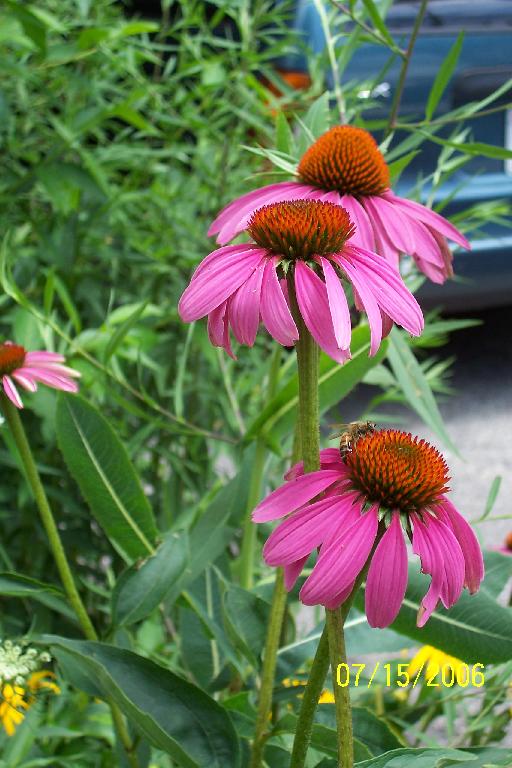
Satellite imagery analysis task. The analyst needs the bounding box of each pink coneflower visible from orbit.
[253,429,484,628]
[0,342,80,409]
[179,200,423,362]
[209,126,469,284]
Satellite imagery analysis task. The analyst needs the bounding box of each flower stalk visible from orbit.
[0,394,139,768]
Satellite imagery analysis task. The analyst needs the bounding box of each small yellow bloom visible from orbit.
[408,645,467,685]
[283,678,335,704]
[0,672,60,737]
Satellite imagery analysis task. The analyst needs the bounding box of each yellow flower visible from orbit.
[283,678,335,704]
[408,645,467,685]
[0,684,29,737]
[0,672,60,737]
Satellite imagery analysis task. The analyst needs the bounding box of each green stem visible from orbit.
[0,394,139,768]
[0,394,97,641]
[326,608,353,768]
[250,276,320,767]
[249,567,287,768]
[386,0,429,135]
[289,569,368,768]
[240,346,282,590]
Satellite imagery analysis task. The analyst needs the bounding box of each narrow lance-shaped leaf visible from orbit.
[112,532,188,626]
[46,637,241,768]
[425,32,464,120]
[387,328,458,454]
[355,563,512,664]
[56,393,158,562]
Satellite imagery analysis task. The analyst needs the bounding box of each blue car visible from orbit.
[277,0,512,309]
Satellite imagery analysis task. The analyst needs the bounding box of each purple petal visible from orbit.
[340,194,375,250]
[207,302,227,347]
[284,556,309,590]
[178,246,266,322]
[300,506,378,606]
[260,258,299,346]
[2,375,24,408]
[332,253,382,355]
[365,514,408,628]
[294,261,350,364]
[284,448,347,480]
[264,493,355,566]
[228,261,265,346]
[384,192,470,248]
[320,258,351,350]
[252,469,342,523]
[364,195,417,254]
[436,498,484,593]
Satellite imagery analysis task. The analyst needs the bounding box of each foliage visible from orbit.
[0,1,510,766]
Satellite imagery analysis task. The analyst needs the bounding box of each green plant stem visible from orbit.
[0,394,139,768]
[326,607,353,768]
[240,346,282,590]
[386,0,429,135]
[313,0,346,123]
[250,279,320,767]
[0,394,97,641]
[289,567,368,768]
[249,567,287,768]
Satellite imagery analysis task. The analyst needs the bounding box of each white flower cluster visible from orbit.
[0,640,51,686]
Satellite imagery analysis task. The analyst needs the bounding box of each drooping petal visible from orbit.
[294,261,350,364]
[24,351,66,364]
[263,494,348,566]
[208,182,301,236]
[340,194,375,250]
[212,183,315,244]
[207,302,227,347]
[436,497,484,593]
[365,514,408,628]
[412,513,465,627]
[346,245,424,336]
[178,246,266,322]
[332,253,382,356]
[252,469,342,523]
[383,192,470,248]
[17,368,79,393]
[319,258,351,350]
[228,261,265,346]
[363,195,417,255]
[11,372,37,392]
[2,375,24,408]
[284,556,309,590]
[300,506,378,607]
[260,257,299,346]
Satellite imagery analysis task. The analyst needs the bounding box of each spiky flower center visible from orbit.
[247,200,355,259]
[298,125,390,196]
[345,429,450,513]
[0,344,26,376]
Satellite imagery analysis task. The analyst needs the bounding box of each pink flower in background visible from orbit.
[179,200,423,363]
[209,125,469,284]
[0,342,80,409]
[253,430,484,628]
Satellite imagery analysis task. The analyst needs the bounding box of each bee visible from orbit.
[330,421,376,461]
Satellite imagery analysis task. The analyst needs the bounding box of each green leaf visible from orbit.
[302,92,331,140]
[355,564,512,664]
[275,111,296,156]
[361,0,395,48]
[104,300,148,362]
[387,329,458,454]
[425,32,464,120]
[482,475,502,519]
[354,747,480,767]
[223,583,270,665]
[245,327,387,445]
[112,532,188,626]
[46,637,241,768]
[480,550,512,600]
[0,572,74,619]
[56,393,158,562]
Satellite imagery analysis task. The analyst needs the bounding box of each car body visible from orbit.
[277,0,512,309]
